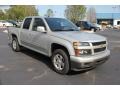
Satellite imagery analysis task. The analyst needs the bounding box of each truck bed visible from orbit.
[8,27,20,44]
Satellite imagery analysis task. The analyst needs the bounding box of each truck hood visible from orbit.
[52,31,106,42]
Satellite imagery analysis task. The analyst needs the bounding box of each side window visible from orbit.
[32,18,46,31]
[117,21,120,25]
[23,18,32,29]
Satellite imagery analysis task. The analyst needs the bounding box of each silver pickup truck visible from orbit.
[8,16,110,74]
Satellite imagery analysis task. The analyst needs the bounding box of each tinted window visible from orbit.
[117,21,120,25]
[32,18,46,31]
[45,18,78,31]
[23,18,32,29]
[76,21,83,27]
[83,22,89,27]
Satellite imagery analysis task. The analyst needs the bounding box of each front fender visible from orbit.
[48,36,75,57]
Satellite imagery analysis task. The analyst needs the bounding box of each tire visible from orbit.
[91,28,95,32]
[12,37,21,52]
[51,49,70,75]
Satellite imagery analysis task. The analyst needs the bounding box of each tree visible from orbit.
[87,7,96,23]
[65,5,86,23]
[0,9,6,20]
[6,5,38,20]
[45,9,54,17]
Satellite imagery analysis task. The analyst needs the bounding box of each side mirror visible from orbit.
[37,26,46,33]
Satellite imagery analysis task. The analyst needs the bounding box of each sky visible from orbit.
[0,5,120,18]
[90,5,120,13]
[37,5,120,17]
[36,5,66,18]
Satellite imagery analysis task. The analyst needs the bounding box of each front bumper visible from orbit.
[70,50,110,71]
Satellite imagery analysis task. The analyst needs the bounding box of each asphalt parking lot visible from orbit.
[0,28,120,85]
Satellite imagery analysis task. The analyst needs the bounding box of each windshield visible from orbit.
[45,18,79,31]
[86,21,95,27]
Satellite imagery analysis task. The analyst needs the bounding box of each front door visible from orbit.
[29,18,49,55]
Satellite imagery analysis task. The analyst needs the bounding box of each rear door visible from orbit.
[20,18,32,47]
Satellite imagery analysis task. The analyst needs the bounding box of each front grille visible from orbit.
[92,41,106,46]
[91,41,107,54]
[94,47,106,53]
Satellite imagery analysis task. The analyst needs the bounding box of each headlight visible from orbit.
[73,42,91,56]
[73,42,89,49]
[79,42,90,46]
[74,49,91,56]
[79,49,91,55]
[73,42,89,46]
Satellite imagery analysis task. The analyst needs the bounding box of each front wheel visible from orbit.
[51,49,70,75]
[12,37,21,52]
[91,28,95,32]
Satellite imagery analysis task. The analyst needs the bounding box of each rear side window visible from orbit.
[23,18,32,29]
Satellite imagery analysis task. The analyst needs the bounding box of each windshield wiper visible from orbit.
[53,29,78,31]
[52,29,63,31]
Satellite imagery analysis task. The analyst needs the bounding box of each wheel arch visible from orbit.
[11,33,21,45]
[51,43,70,57]
[11,33,17,39]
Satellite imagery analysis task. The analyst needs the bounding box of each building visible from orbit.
[96,13,120,26]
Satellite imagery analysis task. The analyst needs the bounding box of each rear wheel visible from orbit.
[12,37,21,52]
[51,49,70,75]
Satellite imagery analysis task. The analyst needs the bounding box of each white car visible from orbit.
[0,20,13,27]
[113,25,120,29]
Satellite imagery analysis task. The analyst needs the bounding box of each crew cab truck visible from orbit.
[8,16,110,74]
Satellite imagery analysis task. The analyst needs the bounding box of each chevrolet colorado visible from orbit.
[8,16,110,74]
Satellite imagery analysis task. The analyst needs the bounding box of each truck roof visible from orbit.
[24,16,66,19]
